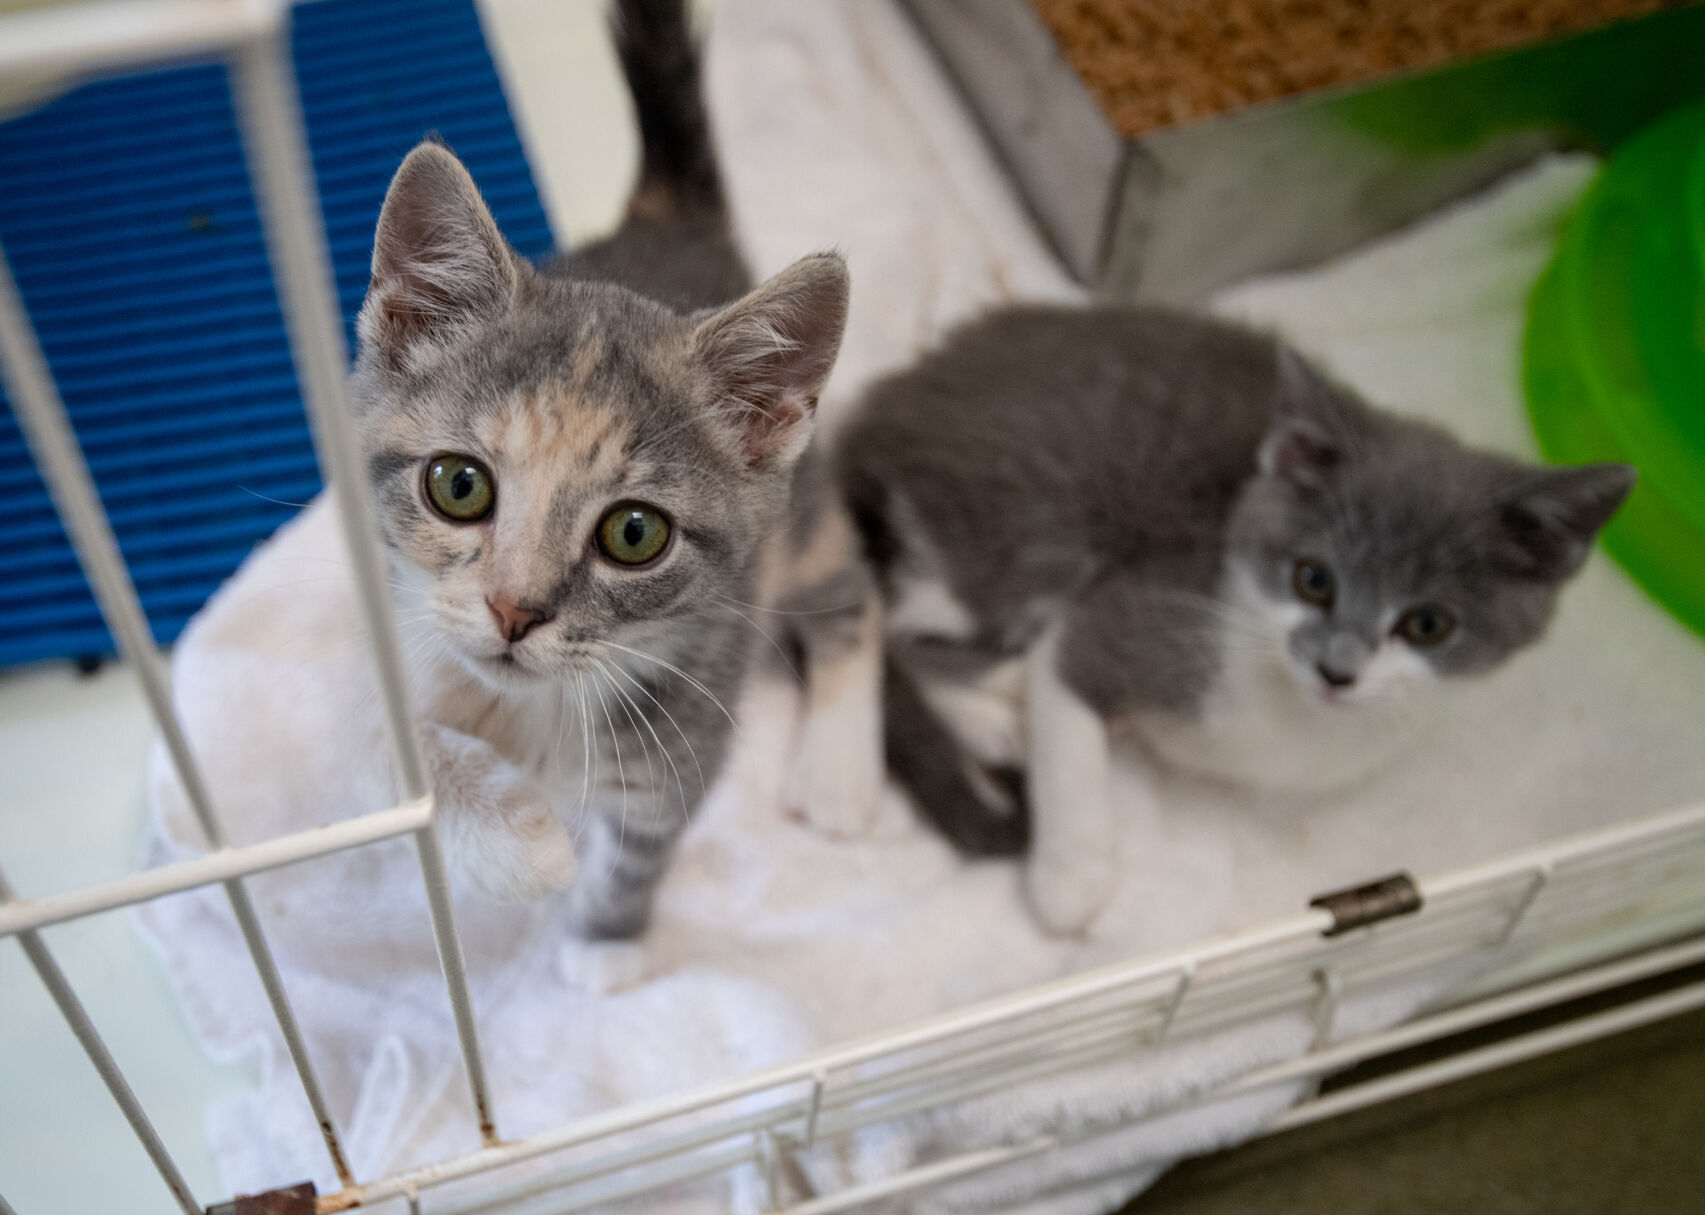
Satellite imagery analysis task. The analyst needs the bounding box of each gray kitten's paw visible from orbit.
[557,937,650,996]
[1027,852,1118,938]
[447,793,578,903]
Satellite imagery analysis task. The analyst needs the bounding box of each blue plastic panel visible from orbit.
[0,0,553,667]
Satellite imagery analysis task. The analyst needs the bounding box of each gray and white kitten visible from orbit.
[814,305,1631,935]
[353,0,847,937]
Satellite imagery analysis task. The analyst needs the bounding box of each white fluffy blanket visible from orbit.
[136,1,1705,1211]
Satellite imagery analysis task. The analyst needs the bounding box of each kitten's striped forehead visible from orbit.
[477,387,631,488]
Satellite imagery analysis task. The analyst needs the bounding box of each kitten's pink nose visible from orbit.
[486,596,552,643]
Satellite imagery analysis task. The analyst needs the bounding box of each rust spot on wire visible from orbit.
[1309,871,1422,936]
[321,1121,355,1190]
[313,1188,365,1213]
[476,1094,498,1146]
[313,1129,517,1212]
[207,1181,316,1214]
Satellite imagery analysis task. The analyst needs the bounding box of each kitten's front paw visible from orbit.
[784,725,885,840]
[1027,852,1118,938]
[557,937,650,996]
[447,793,578,903]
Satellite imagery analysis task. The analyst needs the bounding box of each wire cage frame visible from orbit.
[3,5,1705,1215]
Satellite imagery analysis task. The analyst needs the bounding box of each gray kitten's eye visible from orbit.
[1396,604,1455,646]
[424,454,495,522]
[1292,559,1335,609]
[597,502,671,566]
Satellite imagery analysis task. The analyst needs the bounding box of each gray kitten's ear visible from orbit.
[358,142,518,371]
[1258,347,1348,485]
[1498,462,1636,581]
[692,252,849,468]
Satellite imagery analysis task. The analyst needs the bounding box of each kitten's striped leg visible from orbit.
[566,813,679,941]
[556,815,676,994]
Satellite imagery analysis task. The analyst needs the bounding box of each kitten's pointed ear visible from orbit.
[1258,347,1349,486]
[692,252,849,468]
[358,142,518,371]
[1498,462,1636,581]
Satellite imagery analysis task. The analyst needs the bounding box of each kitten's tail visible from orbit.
[611,0,725,218]
[883,654,1031,857]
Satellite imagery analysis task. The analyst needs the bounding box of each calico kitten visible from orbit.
[817,305,1631,935]
[351,0,847,935]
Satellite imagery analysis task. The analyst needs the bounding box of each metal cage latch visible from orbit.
[1309,872,1423,937]
[205,1181,316,1215]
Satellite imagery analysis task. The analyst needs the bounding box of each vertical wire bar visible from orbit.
[0,868,199,1215]
[0,256,216,850]
[1497,864,1551,947]
[0,242,356,1187]
[225,881,357,1186]
[802,1071,826,1148]
[226,32,424,802]
[755,1130,780,1213]
[1151,964,1194,1046]
[225,27,495,1142]
[1311,968,1343,1050]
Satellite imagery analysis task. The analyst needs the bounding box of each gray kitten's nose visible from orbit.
[1317,662,1356,689]
[1317,633,1368,689]
[487,595,553,643]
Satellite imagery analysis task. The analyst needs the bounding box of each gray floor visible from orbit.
[1129,1001,1705,1214]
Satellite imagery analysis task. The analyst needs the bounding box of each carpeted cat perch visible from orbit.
[136,2,1705,1212]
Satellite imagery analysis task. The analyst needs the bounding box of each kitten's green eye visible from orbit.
[1396,604,1455,646]
[596,502,671,566]
[1292,559,1335,608]
[425,454,495,522]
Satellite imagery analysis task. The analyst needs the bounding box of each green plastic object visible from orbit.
[1524,99,1705,640]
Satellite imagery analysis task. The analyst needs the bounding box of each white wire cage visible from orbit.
[3,4,1705,1214]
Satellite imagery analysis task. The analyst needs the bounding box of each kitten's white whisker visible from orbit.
[714,593,860,617]
[594,641,736,726]
[627,411,722,454]
[599,657,708,799]
[596,659,657,792]
[564,682,592,852]
[574,669,594,833]
[235,485,316,511]
[553,681,568,776]
[588,668,628,880]
[597,657,687,826]
[713,598,800,680]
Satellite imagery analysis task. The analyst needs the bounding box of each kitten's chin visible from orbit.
[1297,672,1422,711]
[460,647,598,689]
[1312,683,1369,709]
[1280,661,1404,711]
[450,647,547,690]
[471,651,534,683]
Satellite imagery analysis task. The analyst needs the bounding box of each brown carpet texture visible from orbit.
[1032,0,1694,134]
